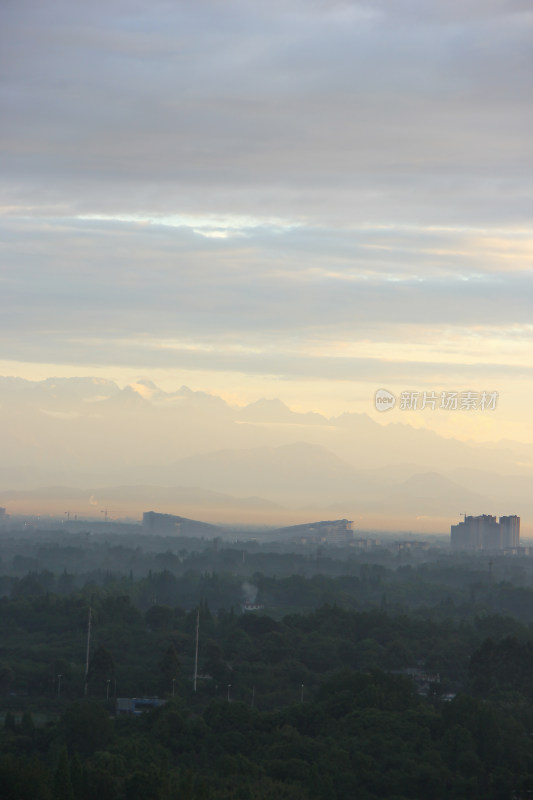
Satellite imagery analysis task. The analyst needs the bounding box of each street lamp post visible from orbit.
[300,683,304,703]
[227,684,231,702]
[106,679,111,701]
[57,674,63,698]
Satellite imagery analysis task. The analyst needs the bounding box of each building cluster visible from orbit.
[450,514,520,551]
[352,537,380,550]
[396,540,430,553]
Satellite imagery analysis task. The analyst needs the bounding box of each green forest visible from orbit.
[2,531,533,799]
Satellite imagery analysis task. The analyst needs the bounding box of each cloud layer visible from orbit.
[1,0,532,434]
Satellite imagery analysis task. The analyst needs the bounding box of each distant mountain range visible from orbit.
[0,376,530,532]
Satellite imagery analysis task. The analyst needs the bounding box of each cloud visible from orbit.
[2,325,533,386]
[1,0,532,226]
[1,216,531,333]
[1,0,532,420]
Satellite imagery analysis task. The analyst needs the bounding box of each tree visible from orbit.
[0,664,14,694]
[54,749,73,800]
[159,645,181,695]
[20,711,35,737]
[61,702,112,757]
[69,753,84,799]
[88,646,115,696]
[203,640,230,682]
[145,604,174,631]
[3,712,16,732]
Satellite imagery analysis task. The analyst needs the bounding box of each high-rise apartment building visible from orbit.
[450,514,520,551]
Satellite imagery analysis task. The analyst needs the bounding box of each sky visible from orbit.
[2,0,533,442]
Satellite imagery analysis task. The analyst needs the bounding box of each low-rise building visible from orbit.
[116,697,166,715]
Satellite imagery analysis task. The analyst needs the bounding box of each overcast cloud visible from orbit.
[1,0,532,432]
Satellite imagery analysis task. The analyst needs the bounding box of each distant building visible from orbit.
[397,540,430,552]
[272,519,354,545]
[505,546,533,557]
[0,507,8,524]
[499,515,521,547]
[116,697,166,715]
[143,511,182,535]
[451,514,520,551]
[242,602,265,612]
[142,511,223,538]
[352,538,380,549]
[391,667,440,696]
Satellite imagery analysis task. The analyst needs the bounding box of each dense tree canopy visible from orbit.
[2,533,533,797]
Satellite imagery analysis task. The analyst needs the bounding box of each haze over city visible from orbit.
[4,5,533,797]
